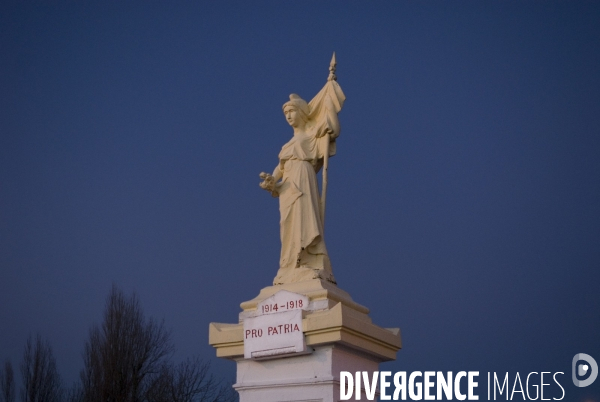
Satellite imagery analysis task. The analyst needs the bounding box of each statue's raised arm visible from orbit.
[259,53,345,286]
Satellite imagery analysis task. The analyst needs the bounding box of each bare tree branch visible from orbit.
[145,356,236,402]
[81,285,173,402]
[64,382,83,402]
[0,360,16,402]
[79,285,236,402]
[20,334,63,402]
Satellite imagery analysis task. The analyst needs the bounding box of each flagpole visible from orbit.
[320,52,337,228]
[321,134,330,227]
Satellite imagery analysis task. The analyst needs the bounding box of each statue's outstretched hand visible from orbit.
[259,171,276,191]
[259,172,280,198]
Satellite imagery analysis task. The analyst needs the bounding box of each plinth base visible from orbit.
[209,279,401,401]
[235,344,378,402]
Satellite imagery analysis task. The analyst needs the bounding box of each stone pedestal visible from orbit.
[209,279,401,402]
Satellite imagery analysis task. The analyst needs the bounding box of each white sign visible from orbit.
[243,291,309,360]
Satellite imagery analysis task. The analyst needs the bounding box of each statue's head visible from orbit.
[283,94,309,128]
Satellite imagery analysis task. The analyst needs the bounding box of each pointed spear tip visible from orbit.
[327,52,337,81]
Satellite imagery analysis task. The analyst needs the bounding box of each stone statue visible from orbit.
[259,54,346,285]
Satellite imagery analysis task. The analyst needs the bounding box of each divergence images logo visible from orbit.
[572,353,598,387]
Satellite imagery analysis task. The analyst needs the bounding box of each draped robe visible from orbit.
[272,130,335,285]
[271,79,345,285]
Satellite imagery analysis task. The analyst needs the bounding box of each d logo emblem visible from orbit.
[572,353,598,387]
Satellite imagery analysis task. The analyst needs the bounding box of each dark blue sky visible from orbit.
[1,2,599,400]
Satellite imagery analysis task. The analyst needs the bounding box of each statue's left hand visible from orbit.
[259,172,275,191]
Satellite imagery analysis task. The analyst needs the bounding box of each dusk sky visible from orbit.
[1,2,599,400]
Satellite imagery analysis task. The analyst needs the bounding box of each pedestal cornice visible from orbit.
[209,292,401,361]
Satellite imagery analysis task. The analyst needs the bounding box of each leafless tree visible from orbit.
[20,334,63,402]
[0,359,16,402]
[145,356,235,402]
[80,285,174,402]
[63,383,83,402]
[79,285,236,402]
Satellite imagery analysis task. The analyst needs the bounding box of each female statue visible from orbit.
[259,56,345,285]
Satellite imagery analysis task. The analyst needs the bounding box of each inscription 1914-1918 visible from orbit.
[261,298,304,314]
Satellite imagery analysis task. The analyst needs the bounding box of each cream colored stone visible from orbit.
[209,281,401,362]
[209,279,402,401]
[259,54,345,286]
[240,279,369,318]
[209,55,402,401]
